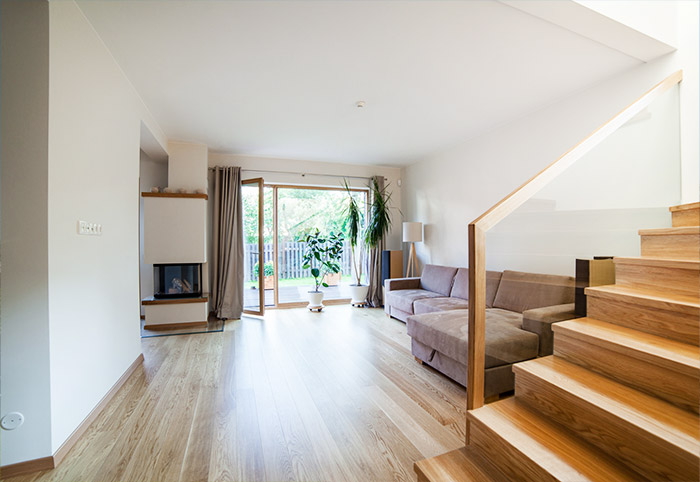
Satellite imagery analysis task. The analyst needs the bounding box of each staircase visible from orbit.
[415,202,700,482]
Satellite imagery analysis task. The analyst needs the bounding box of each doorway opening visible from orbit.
[242,182,368,312]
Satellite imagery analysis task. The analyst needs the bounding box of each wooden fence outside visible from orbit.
[244,241,354,281]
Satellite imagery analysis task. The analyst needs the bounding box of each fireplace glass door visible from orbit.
[153,263,202,299]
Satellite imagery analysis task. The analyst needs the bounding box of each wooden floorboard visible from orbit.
[5,306,466,482]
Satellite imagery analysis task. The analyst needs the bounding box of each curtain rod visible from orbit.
[207,167,384,181]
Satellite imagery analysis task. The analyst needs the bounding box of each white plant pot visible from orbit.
[307,291,325,312]
[350,284,369,306]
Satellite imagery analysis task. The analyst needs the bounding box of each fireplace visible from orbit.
[154,263,202,299]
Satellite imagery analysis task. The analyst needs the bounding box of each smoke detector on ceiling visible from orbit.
[356,101,366,108]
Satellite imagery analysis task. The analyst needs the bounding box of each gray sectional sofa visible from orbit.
[384,265,575,397]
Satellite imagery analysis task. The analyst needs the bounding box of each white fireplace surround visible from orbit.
[143,196,207,264]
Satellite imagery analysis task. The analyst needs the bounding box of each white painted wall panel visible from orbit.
[139,151,168,313]
[168,141,208,191]
[45,0,166,456]
[144,302,208,325]
[143,197,207,264]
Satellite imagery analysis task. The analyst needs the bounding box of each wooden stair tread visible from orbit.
[469,398,641,481]
[670,202,700,212]
[614,256,700,270]
[553,318,700,375]
[414,446,507,482]
[585,284,699,313]
[514,357,700,449]
[639,226,700,236]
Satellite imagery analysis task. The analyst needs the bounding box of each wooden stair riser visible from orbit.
[554,333,699,414]
[514,368,699,482]
[587,294,700,346]
[671,206,700,227]
[468,415,558,482]
[468,400,642,481]
[414,447,508,482]
[640,233,699,260]
[615,262,699,297]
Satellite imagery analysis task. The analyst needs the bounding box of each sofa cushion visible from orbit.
[492,270,574,314]
[450,268,469,299]
[420,264,458,296]
[448,269,502,306]
[486,308,524,329]
[485,271,503,308]
[406,309,538,368]
[414,297,468,315]
[385,289,443,315]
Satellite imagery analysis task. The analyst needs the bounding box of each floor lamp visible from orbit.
[403,222,423,278]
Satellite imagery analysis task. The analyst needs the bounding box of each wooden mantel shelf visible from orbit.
[142,295,209,306]
[141,192,208,200]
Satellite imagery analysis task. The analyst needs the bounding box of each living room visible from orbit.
[2,1,699,481]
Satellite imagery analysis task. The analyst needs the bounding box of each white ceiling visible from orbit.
[77,0,641,166]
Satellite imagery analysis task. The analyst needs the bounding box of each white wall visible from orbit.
[573,0,698,203]
[43,0,167,459]
[139,150,168,313]
[583,0,700,200]
[168,141,208,191]
[0,0,53,465]
[483,84,681,276]
[143,197,207,264]
[575,0,679,47]
[402,28,698,271]
[677,0,700,203]
[535,85,681,211]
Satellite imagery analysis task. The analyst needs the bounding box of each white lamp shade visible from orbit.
[403,222,423,242]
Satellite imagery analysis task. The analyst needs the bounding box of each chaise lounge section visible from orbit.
[385,265,575,396]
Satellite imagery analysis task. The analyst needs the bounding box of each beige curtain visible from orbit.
[211,166,243,319]
[366,175,385,307]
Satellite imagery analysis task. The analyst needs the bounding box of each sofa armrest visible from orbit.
[522,303,576,357]
[384,277,421,292]
[384,277,421,314]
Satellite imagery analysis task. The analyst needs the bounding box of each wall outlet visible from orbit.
[1,412,24,431]
[78,220,102,236]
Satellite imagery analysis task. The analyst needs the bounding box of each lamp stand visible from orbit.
[406,242,418,277]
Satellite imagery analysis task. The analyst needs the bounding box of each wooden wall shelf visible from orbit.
[142,295,209,306]
[141,192,208,200]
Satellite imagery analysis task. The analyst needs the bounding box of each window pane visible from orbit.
[276,187,367,304]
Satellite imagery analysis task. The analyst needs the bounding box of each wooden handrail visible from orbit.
[465,70,683,427]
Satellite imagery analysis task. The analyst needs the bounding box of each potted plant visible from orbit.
[323,271,342,287]
[365,178,394,306]
[302,229,344,311]
[253,261,275,290]
[343,180,368,306]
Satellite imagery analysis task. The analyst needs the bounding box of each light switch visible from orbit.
[78,220,102,236]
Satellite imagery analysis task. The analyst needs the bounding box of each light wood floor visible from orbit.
[8,306,466,482]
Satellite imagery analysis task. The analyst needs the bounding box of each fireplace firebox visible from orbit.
[154,263,202,299]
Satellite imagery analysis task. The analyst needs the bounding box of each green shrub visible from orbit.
[253,261,274,279]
